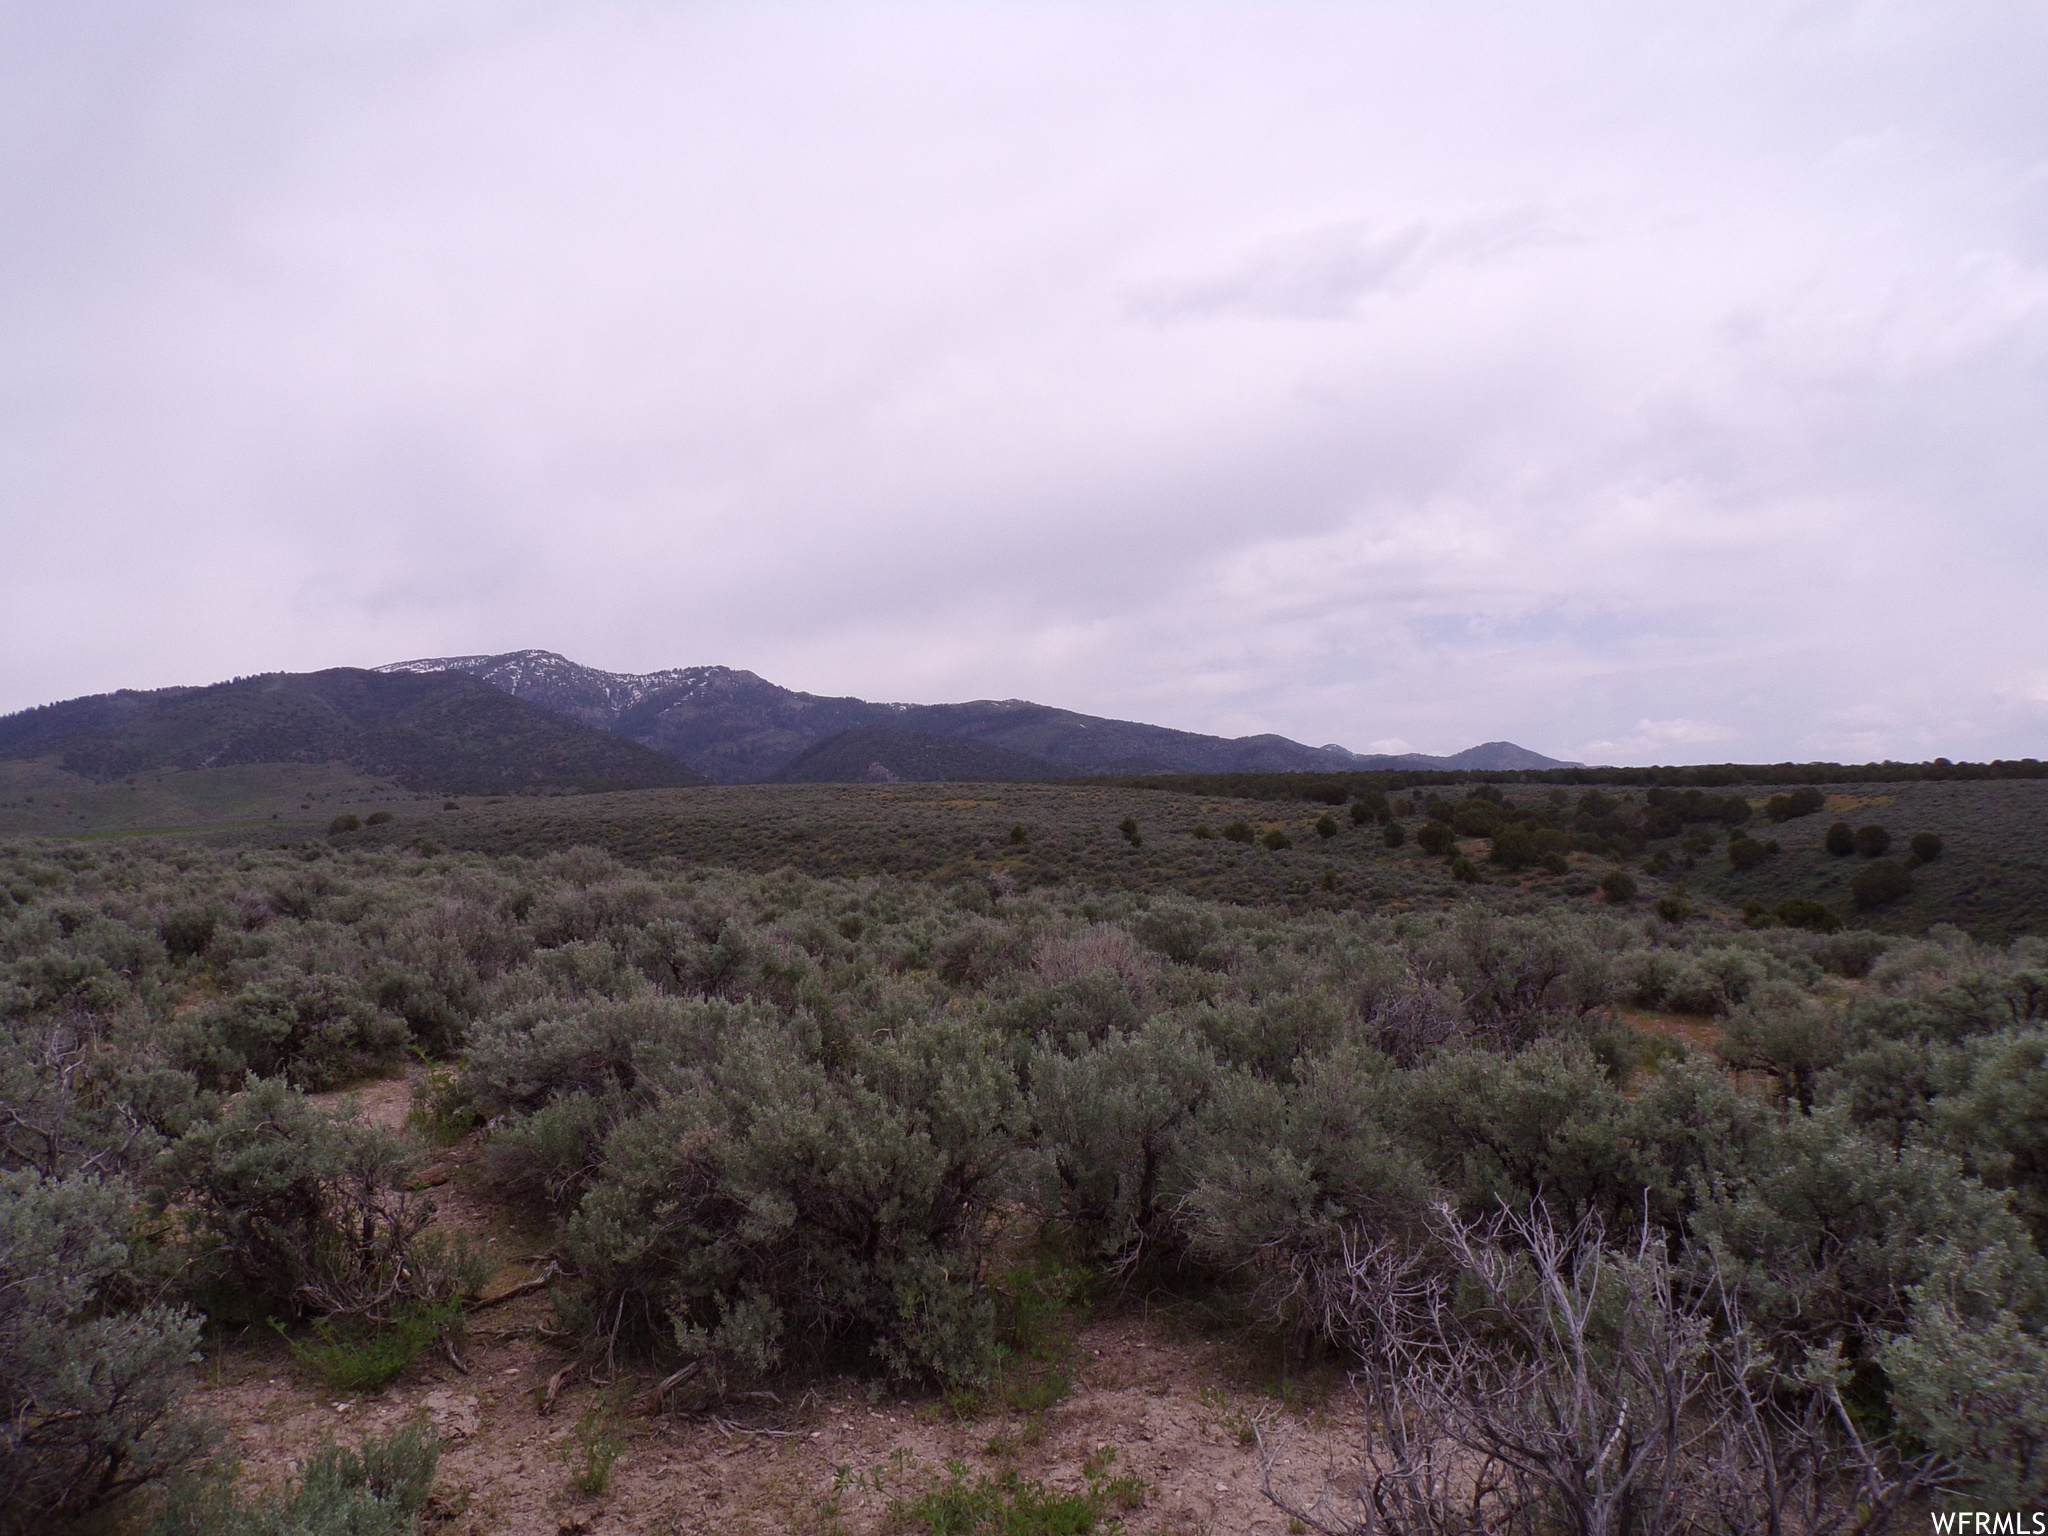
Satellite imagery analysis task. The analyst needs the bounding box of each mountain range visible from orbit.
[0,668,702,794]
[0,648,1577,794]
[376,649,1580,783]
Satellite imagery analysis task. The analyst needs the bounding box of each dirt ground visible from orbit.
[185,1071,1368,1535]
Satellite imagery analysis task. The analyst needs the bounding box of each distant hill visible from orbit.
[1427,741,1586,772]
[380,649,1580,782]
[0,669,705,795]
[773,725,1068,784]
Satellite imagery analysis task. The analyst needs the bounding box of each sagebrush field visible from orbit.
[4,774,2046,1534]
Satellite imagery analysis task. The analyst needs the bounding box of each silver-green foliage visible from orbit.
[1030,1017,1221,1259]
[146,1424,441,1536]
[564,1012,1026,1389]
[1880,1251,2048,1508]
[0,1170,206,1525]
[165,1078,465,1324]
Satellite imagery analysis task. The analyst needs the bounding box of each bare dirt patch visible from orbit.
[313,1064,422,1133]
[186,1304,1362,1535]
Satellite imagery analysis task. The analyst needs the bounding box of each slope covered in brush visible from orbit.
[0,668,705,795]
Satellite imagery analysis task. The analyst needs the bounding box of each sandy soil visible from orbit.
[186,1075,1367,1535]
[188,1294,1359,1535]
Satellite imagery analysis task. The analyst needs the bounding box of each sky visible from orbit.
[3,1,2045,765]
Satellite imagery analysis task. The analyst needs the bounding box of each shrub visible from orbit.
[1398,1041,1646,1227]
[364,810,395,826]
[1270,1203,1939,1536]
[988,975,1144,1049]
[158,907,218,962]
[165,1078,465,1324]
[1643,787,1753,837]
[1638,950,1768,1017]
[1129,903,1222,967]
[1116,816,1141,848]
[1850,858,1913,909]
[0,1172,208,1526]
[0,1015,201,1181]
[1411,908,1612,1048]
[1221,820,1255,844]
[484,1090,613,1212]
[1451,800,1504,838]
[1925,1029,2048,1241]
[1031,1020,1219,1261]
[563,1014,1024,1390]
[1349,800,1374,826]
[1416,822,1455,856]
[463,994,766,1122]
[1726,836,1775,872]
[1825,821,1855,855]
[1449,856,1481,884]
[1652,895,1691,925]
[561,1402,624,1495]
[1191,990,1354,1081]
[1879,1254,2048,1507]
[1909,831,1944,864]
[327,814,361,835]
[1822,929,1889,978]
[1189,823,1213,839]
[1179,1056,1434,1346]
[1314,813,1338,839]
[366,909,505,1055]
[170,968,407,1090]
[1688,1111,2045,1349]
[1853,823,1891,857]
[1765,786,1825,822]
[1381,821,1406,848]
[936,921,1031,988]
[1303,783,1348,805]
[1261,828,1293,851]
[1718,995,1846,1109]
[1599,870,1636,904]
[1771,896,1841,933]
[1488,823,1537,870]
[146,1424,441,1536]
[1008,823,1028,845]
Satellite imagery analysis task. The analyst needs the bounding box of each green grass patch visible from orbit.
[280,1303,457,1393]
[998,1368,1072,1415]
[887,1450,1144,1535]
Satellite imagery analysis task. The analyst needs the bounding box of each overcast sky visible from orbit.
[4,2,2045,764]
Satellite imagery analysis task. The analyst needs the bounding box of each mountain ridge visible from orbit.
[0,668,706,795]
[378,648,1583,782]
[772,725,1072,784]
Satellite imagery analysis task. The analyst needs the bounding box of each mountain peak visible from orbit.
[380,648,1579,784]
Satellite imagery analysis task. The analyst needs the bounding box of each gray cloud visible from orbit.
[1132,209,1558,321]
[3,1,2045,763]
